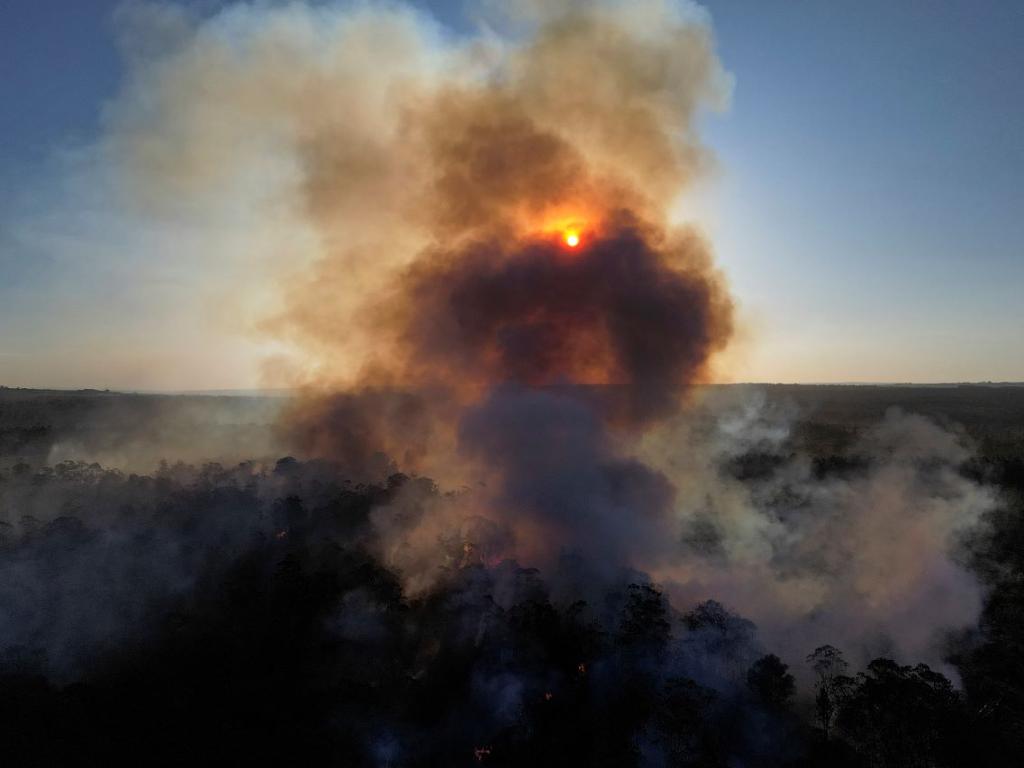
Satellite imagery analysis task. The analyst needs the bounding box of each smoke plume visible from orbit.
[0,0,995,699]
[76,0,994,671]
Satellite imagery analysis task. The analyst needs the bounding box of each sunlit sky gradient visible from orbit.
[1,0,1021,389]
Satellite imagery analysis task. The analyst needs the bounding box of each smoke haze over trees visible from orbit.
[1,385,1024,766]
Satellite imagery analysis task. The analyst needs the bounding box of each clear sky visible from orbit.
[0,0,1021,389]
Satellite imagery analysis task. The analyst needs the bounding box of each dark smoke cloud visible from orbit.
[131,4,731,627]
[263,4,734,535]
[407,219,728,414]
[458,387,677,569]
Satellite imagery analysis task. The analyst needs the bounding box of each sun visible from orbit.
[564,231,581,248]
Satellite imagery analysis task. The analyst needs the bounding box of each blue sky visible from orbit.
[0,0,1021,387]
[699,0,1024,382]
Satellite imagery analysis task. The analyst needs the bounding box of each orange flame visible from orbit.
[518,203,597,248]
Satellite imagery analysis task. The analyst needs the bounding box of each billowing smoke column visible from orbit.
[252,1,736,583]
[281,205,733,576]
[89,0,990,671]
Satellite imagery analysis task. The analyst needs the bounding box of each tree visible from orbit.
[618,583,671,654]
[838,659,962,767]
[654,677,720,766]
[747,654,795,709]
[807,645,852,741]
[682,600,756,656]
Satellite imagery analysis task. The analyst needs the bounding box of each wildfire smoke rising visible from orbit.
[104,0,731,371]
[267,0,735,402]
[255,0,736,585]
[192,0,734,578]
[90,0,990,671]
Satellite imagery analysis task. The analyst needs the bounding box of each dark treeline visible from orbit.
[0,451,1021,767]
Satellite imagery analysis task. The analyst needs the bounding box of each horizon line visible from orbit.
[3,381,1024,397]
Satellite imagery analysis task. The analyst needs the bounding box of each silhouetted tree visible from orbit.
[747,654,795,710]
[618,583,671,654]
[807,645,852,742]
[838,658,962,768]
[653,677,720,766]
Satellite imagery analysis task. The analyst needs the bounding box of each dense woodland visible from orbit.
[0,385,1022,767]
